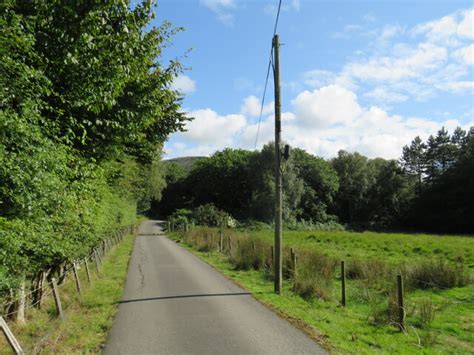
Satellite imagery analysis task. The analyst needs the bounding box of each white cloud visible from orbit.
[171,75,196,94]
[344,43,447,82]
[454,43,474,65]
[240,95,274,117]
[292,85,362,127]
[379,24,405,41]
[413,8,474,44]
[177,108,246,146]
[166,8,474,160]
[457,9,474,39]
[167,84,473,160]
[303,70,336,88]
[285,86,472,159]
[264,0,300,15]
[200,0,236,26]
[364,86,409,103]
[435,81,474,93]
[303,8,474,103]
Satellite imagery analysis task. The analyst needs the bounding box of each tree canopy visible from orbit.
[0,0,188,298]
[156,126,473,234]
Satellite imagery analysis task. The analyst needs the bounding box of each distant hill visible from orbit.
[165,156,206,172]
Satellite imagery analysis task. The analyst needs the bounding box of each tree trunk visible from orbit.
[15,281,26,325]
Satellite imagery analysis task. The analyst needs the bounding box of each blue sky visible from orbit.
[153,0,473,159]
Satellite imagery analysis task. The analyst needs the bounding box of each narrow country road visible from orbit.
[104,220,326,354]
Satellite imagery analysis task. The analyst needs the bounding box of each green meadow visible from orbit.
[171,227,474,354]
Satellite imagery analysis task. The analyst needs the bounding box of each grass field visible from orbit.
[248,228,474,267]
[171,227,474,354]
[0,232,134,354]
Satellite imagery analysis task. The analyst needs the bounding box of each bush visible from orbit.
[231,237,269,271]
[406,259,468,290]
[168,209,193,229]
[182,228,218,252]
[293,250,337,300]
[193,204,236,228]
[415,298,436,329]
[346,259,390,286]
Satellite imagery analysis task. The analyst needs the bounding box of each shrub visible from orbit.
[368,290,400,327]
[406,259,469,290]
[168,209,193,229]
[193,204,235,228]
[182,227,218,252]
[346,258,390,286]
[231,237,269,271]
[415,298,436,329]
[293,250,337,300]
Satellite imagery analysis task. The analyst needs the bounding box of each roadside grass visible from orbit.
[0,233,134,354]
[170,228,474,354]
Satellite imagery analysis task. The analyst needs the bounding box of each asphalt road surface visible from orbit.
[104,220,326,355]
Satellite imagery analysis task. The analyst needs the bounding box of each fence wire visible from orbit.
[0,225,132,319]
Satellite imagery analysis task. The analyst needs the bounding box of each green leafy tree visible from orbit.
[400,136,426,186]
[0,0,187,301]
[331,151,371,225]
[8,0,187,162]
[291,148,339,222]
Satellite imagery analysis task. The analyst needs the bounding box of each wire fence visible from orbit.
[173,225,474,333]
[0,224,136,321]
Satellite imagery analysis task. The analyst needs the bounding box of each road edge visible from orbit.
[167,235,335,354]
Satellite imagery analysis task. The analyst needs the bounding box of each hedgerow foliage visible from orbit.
[0,1,187,297]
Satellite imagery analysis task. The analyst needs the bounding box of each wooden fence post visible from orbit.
[0,316,25,355]
[341,261,346,307]
[219,231,223,252]
[35,271,47,310]
[50,278,64,320]
[84,258,92,284]
[94,249,101,272]
[397,274,405,331]
[72,263,82,299]
[292,250,297,278]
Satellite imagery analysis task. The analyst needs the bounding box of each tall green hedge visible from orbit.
[0,1,187,299]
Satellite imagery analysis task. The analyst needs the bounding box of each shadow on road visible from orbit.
[117,292,265,304]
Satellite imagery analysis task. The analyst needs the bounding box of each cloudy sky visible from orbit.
[154,0,473,159]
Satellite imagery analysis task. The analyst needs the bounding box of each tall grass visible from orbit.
[176,226,472,329]
[292,250,337,300]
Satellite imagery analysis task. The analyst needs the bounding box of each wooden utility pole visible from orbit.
[273,34,283,294]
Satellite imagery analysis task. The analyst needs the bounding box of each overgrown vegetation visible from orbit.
[0,0,187,315]
[0,230,134,354]
[171,226,474,353]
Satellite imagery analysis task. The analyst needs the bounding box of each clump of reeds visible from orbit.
[292,250,337,300]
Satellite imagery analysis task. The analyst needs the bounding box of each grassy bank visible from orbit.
[0,232,134,354]
[170,227,474,354]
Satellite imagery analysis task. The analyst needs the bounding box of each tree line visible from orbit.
[155,126,473,234]
[0,1,187,299]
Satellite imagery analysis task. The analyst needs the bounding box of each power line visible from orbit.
[254,0,283,149]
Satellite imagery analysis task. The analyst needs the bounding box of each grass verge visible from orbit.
[0,233,134,354]
[169,229,474,354]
